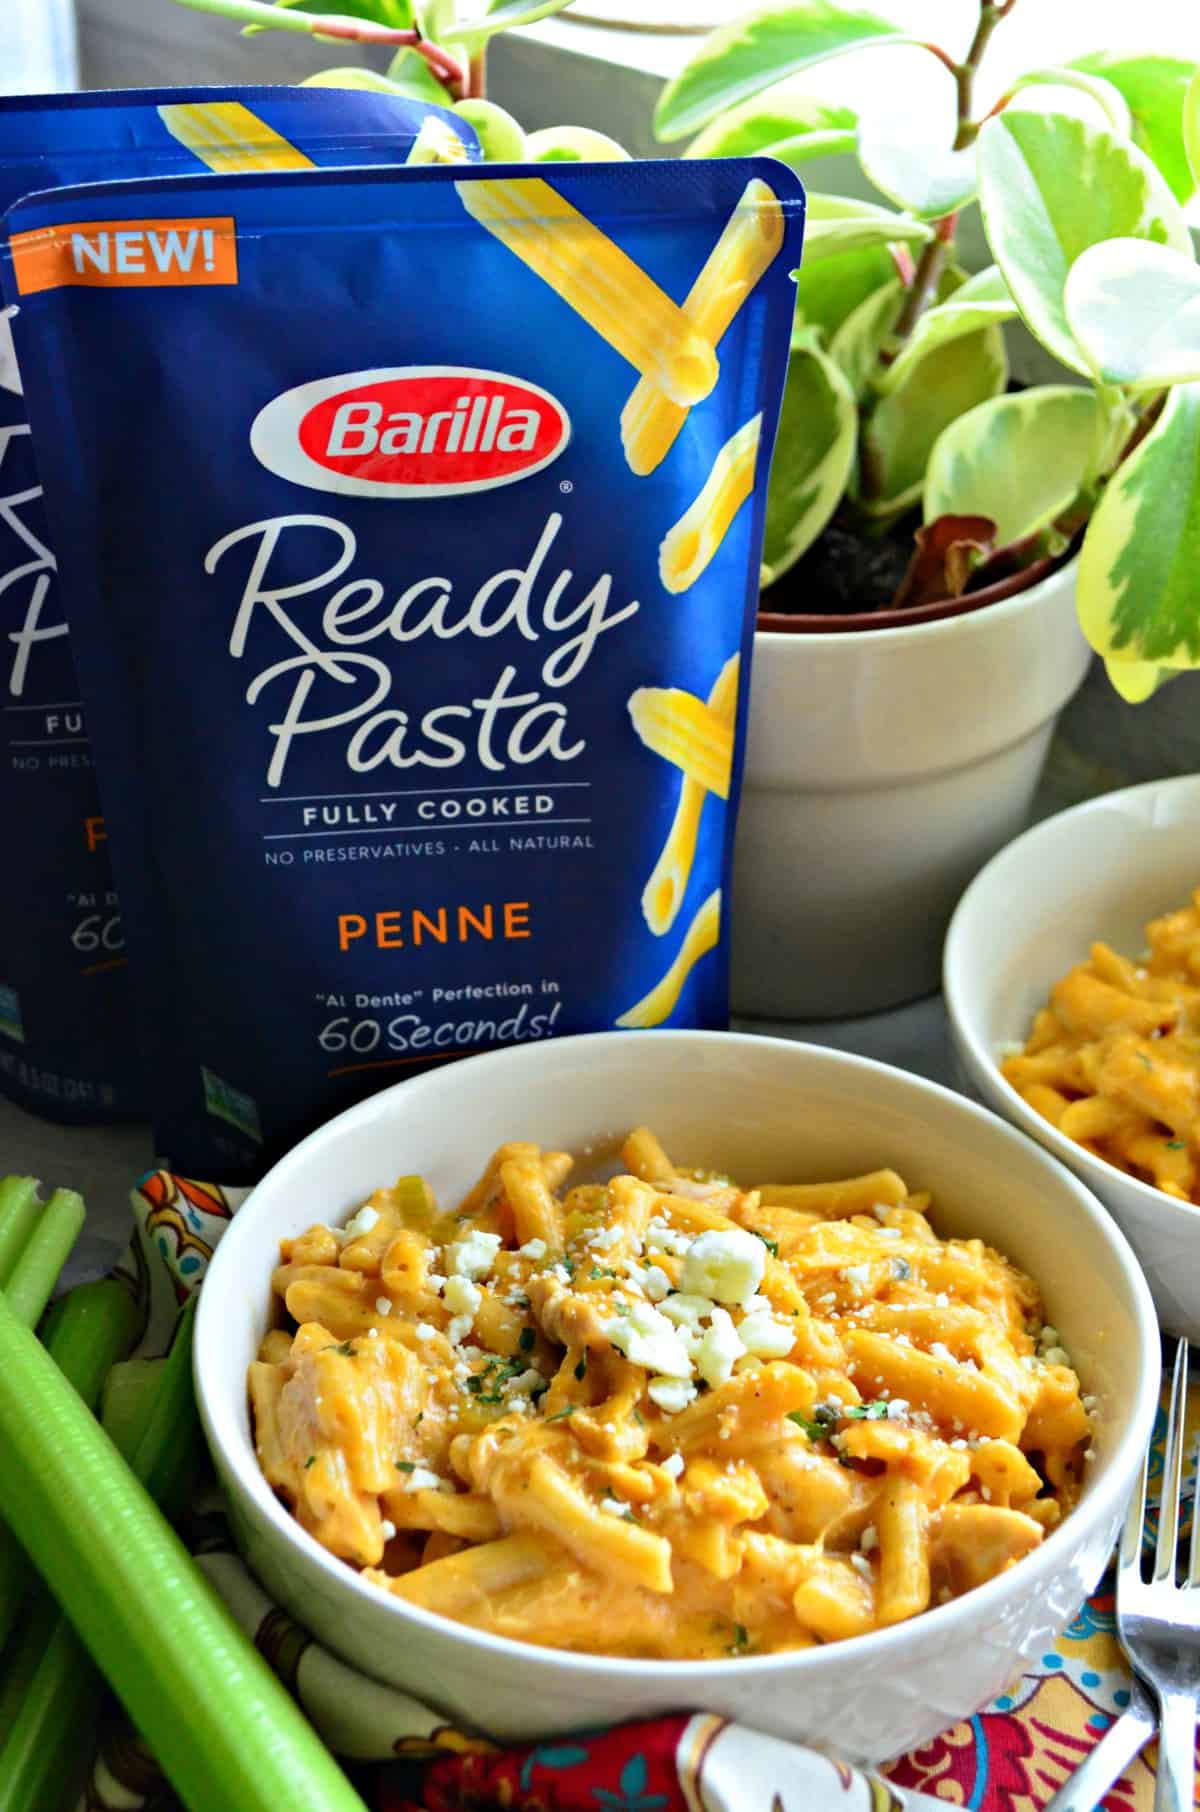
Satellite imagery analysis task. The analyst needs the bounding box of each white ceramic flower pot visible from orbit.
[731,560,1092,1020]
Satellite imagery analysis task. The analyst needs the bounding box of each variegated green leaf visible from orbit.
[654,1,919,143]
[240,0,412,30]
[762,340,857,583]
[684,89,856,160]
[382,47,451,100]
[173,0,413,35]
[1104,656,1167,703]
[859,321,1007,515]
[795,244,895,344]
[443,0,575,47]
[829,278,902,397]
[924,387,1101,544]
[1009,68,1132,138]
[950,265,1011,306]
[1078,381,1200,674]
[1065,239,1200,390]
[875,275,1017,396]
[413,0,454,37]
[303,64,433,97]
[1074,52,1198,204]
[802,194,932,262]
[858,67,977,220]
[1187,69,1200,194]
[523,126,629,162]
[977,110,1192,377]
[453,99,525,161]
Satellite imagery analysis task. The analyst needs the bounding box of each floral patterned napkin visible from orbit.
[75,1172,1192,1812]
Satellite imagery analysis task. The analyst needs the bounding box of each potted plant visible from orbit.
[168,0,624,161]
[652,4,1200,1017]
[173,0,1200,1017]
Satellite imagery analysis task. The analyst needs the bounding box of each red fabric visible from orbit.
[379,1715,690,1812]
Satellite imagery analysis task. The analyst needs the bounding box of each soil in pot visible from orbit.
[762,508,915,618]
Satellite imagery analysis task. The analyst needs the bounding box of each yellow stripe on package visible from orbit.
[4,158,805,1177]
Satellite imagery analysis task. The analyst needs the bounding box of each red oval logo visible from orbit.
[250,366,571,498]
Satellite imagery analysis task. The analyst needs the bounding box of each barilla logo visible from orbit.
[250,367,571,498]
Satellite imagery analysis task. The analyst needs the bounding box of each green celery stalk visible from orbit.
[0,1595,58,1740]
[0,1621,92,1812]
[5,1188,85,1328]
[0,1178,40,1291]
[129,1298,201,1518]
[0,1261,125,1659]
[100,1357,163,1460]
[0,1289,369,1812]
[40,1278,141,1410]
[0,1279,141,1652]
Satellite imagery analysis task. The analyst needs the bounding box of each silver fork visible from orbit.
[1119,1341,1200,1812]
[1046,1342,1199,1812]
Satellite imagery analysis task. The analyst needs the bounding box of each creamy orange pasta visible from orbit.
[1002,887,1200,1202]
[249,1129,1090,1660]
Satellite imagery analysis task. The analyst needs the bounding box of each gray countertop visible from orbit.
[0,994,954,1287]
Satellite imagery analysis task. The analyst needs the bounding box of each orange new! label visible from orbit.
[11,217,237,296]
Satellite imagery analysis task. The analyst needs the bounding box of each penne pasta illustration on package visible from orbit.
[0,87,477,1126]
[621,176,785,477]
[640,655,739,937]
[660,412,763,595]
[4,158,804,1175]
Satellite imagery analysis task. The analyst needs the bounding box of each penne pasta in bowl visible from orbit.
[195,1031,1157,1764]
[945,773,1200,1339]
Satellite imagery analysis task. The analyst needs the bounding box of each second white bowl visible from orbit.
[195,1030,1157,1764]
[945,773,1200,1338]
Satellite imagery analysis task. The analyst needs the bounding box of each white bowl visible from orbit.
[945,772,1200,1339]
[195,1030,1157,1765]
[732,559,1091,1020]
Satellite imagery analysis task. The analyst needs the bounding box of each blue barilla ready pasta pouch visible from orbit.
[0,86,477,1125]
[5,157,804,1176]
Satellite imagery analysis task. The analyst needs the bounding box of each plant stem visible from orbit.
[417,36,468,95]
[890,213,957,342]
[466,48,487,99]
[954,2,1012,150]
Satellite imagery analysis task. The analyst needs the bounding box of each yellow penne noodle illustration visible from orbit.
[406,116,472,166]
[156,103,317,174]
[622,177,784,476]
[615,889,721,1028]
[641,654,739,936]
[455,176,718,407]
[628,685,734,800]
[659,412,761,595]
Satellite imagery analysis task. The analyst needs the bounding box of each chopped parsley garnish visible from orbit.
[562,1254,577,1278]
[333,1341,356,1357]
[303,1454,317,1470]
[729,1623,749,1652]
[751,1232,779,1256]
[414,1412,424,1426]
[574,1352,588,1381]
[466,1376,484,1395]
[1167,1139,1187,1150]
[544,1406,575,1422]
[788,1400,887,1442]
[519,1326,536,1353]
[1137,1052,1153,1071]
[395,1460,416,1473]
[589,1265,618,1281]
